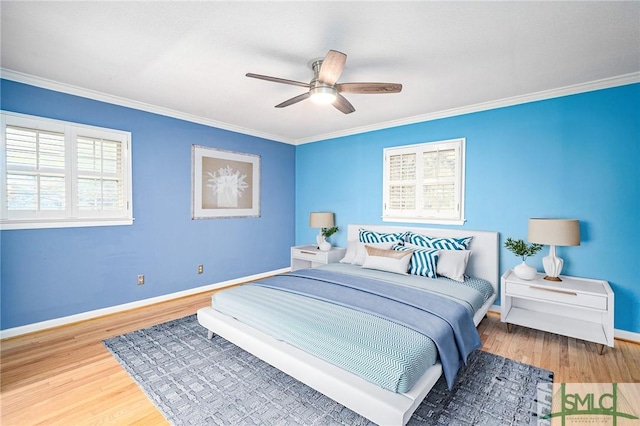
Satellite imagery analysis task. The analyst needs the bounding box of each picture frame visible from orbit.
[191,145,260,219]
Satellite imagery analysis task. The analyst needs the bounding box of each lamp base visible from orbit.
[542,245,564,282]
[543,275,563,282]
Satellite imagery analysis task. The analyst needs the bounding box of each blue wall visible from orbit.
[0,80,296,330]
[296,84,640,334]
[2,80,639,335]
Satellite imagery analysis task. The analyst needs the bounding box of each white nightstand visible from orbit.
[501,269,614,354]
[291,245,346,271]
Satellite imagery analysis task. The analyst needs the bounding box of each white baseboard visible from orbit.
[614,329,640,344]
[0,267,290,340]
[486,305,640,344]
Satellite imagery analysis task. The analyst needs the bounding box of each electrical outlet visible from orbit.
[137,274,144,285]
[197,264,203,274]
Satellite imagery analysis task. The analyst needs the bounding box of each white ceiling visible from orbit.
[1,1,639,145]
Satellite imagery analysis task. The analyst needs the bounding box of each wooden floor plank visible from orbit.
[2,288,639,425]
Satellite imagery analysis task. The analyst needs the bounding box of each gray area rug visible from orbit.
[103,315,553,425]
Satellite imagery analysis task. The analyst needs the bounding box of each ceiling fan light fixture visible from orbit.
[310,86,337,104]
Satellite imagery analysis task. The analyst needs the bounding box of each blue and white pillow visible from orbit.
[359,228,406,244]
[392,244,439,278]
[404,232,472,251]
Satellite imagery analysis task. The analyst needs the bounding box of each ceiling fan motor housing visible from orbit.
[309,59,337,104]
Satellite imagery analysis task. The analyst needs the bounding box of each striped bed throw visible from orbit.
[211,264,489,393]
[212,284,437,393]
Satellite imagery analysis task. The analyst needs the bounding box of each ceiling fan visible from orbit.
[246,50,402,114]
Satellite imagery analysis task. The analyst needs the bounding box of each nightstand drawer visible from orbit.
[292,247,328,263]
[506,282,607,310]
[291,245,346,271]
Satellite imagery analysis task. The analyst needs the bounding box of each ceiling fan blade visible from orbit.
[275,92,311,108]
[318,50,347,85]
[332,94,355,114]
[336,82,402,94]
[246,73,310,89]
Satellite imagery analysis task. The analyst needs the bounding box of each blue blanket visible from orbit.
[254,268,481,389]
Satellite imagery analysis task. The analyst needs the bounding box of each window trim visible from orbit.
[382,138,466,226]
[1,111,133,230]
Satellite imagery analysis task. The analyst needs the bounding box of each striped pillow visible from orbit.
[359,228,406,244]
[404,232,472,251]
[392,244,439,278]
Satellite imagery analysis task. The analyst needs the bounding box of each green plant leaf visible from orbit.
[321,226,339,238]
[504,237,543,261]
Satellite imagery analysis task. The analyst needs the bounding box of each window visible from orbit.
[383,138,465,225]
[1,112,132,229]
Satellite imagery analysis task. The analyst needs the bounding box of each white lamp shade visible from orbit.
[528,218,580,246]
[309,212,334,228]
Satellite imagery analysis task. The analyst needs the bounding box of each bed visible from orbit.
[197,224,499,425]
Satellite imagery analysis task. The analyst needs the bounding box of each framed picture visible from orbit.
[192,145,260,219]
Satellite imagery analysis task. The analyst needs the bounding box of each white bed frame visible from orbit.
[197,224,498,425]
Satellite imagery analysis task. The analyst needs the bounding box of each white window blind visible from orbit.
[388,152,416,210]
[5,125,66,213]
[1,112,133,230]
[76,135,125,211]
[383,138,465,225]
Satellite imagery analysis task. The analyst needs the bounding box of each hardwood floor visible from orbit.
[2,289,639,425]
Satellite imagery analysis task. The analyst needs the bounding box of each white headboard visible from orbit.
[348,224,499,294]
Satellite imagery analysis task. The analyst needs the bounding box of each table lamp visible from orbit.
[528,218,580,281]
[309,212,334,251]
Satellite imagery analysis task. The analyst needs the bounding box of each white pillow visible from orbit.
[353,241,395,265]
[436,249,472,282]
[339,240,358,264]
[361,245,413,275]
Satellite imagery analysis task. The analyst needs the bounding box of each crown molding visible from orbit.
[0,68,294,144]
[293,72,640,145]
[2,68,638,146]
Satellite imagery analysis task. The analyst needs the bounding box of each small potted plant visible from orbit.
[319,226,339,252]
[504,237,543,280]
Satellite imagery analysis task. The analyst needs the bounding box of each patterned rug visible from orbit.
[103,315,553,425]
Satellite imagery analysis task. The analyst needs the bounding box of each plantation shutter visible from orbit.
[422,147,457,214]
[5,125,66,214]
[2,111,133,229]
[383,138,465,224]
[77,135,125,211]
[388,152,416,210]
